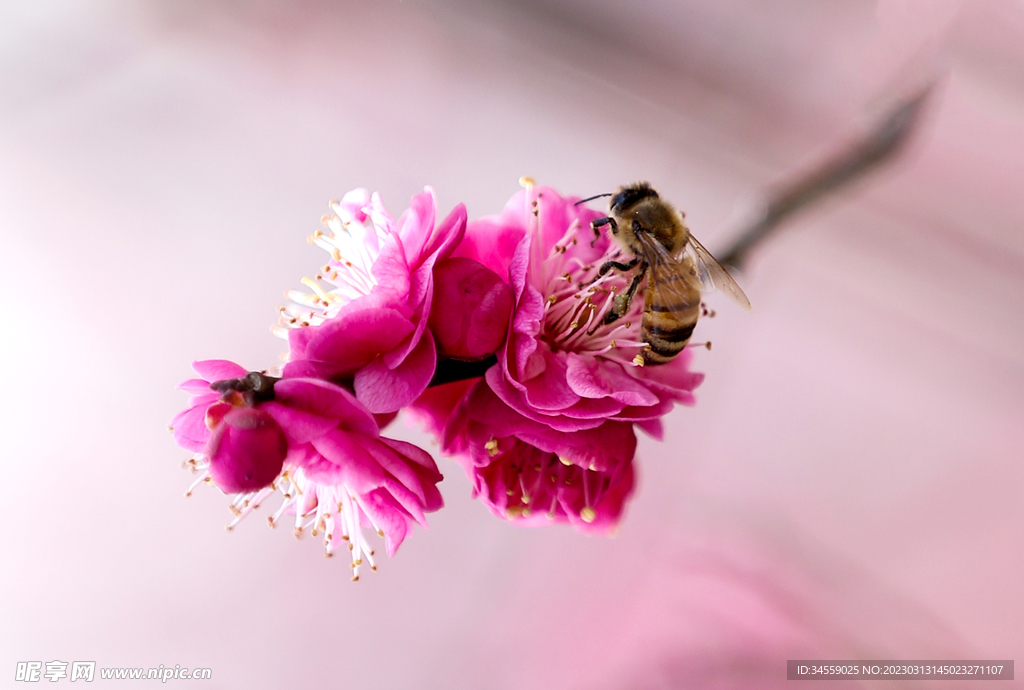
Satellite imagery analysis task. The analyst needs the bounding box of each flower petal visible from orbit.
[395,187,437,269]
[565,352,660,406]
[358,489,409,558]
[379,438,444,512]
[170,404,213,452]
[192,359,247,382]
[354,330,437,414]
[291,305,415,378]
[308,428,386,493]
[272,378,378,437]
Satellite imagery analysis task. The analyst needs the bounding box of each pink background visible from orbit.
[2,1,1021,687]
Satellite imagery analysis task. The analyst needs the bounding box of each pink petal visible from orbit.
[423,202,468,262]
[359,489,410,557]
[191,359,247,383]
[379,438,444,512]
[454,215,525,279]
[260,402,339,446]
[308,428,386,493]
[520,351,581,411]
[565,353,660,406]
[286,323,315,361]
[364,191,394,239]
[523,421,636,474]
[379,437,442,480]
[170,404,212,452]
[635,417,664,440]
[483,367,606,432]
[373,411,398,429]
[611,398,676,422]
[381,260,432,368]
[358,436,428,505]
[370,233,412,299]
[336,187,370,224]
[272,378,378,437]
[176,377,214,393]
[298,306,415,376]
[380,475,428,526]
[354,331,437,414]
[555,396,627,420]
[395,187,437,269]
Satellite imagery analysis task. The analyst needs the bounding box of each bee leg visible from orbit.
[580,256,638,290]
[602,267,644,325]
[590,216,617,246]
[596,256,639,278]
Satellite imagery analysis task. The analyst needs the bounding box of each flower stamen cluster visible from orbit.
[275,190,390,335]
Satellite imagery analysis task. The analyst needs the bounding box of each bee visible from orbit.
[583,182,751,364]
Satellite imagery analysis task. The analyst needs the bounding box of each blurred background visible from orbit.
[2,0,1022,688]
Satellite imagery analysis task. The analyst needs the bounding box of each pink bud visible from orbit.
[429,257,512,361]
[206,407,287,493]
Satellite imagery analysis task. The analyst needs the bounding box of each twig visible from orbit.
[428,356,497,388]
[718,82,935,269]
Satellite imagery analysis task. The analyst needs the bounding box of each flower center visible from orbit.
[531,213,649,366]
[488,439,613,524]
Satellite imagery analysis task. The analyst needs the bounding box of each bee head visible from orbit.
[610,182,659,215]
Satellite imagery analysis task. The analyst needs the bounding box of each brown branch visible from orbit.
[428,356,497,387]
[719,82,935,269]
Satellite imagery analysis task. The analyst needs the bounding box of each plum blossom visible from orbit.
[414,379,636,532]
[406,182,705,530]
[452,183,703,439]
[279,187,467,414]
[172,360,443,578]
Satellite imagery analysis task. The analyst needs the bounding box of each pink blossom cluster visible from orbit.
[170,183,703,576]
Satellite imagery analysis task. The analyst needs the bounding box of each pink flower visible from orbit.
[407,181,709,533]
[278,187,467,414]
[172,360,444,578]
[457,184,704,438]
[413,379,635,532]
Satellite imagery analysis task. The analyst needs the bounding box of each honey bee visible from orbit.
[583,182,751,364]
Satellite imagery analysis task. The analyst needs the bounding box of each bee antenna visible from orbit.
[574,193,612,207]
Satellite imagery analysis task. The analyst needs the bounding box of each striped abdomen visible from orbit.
[641,259,701,365]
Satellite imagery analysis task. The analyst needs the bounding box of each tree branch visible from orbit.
[719,82,935,269]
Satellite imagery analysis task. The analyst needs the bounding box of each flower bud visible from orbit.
[206,407,288,493]
[429,257,512,361]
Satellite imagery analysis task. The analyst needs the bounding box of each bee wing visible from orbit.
[633,230,702,319]
[683,234,752,311]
